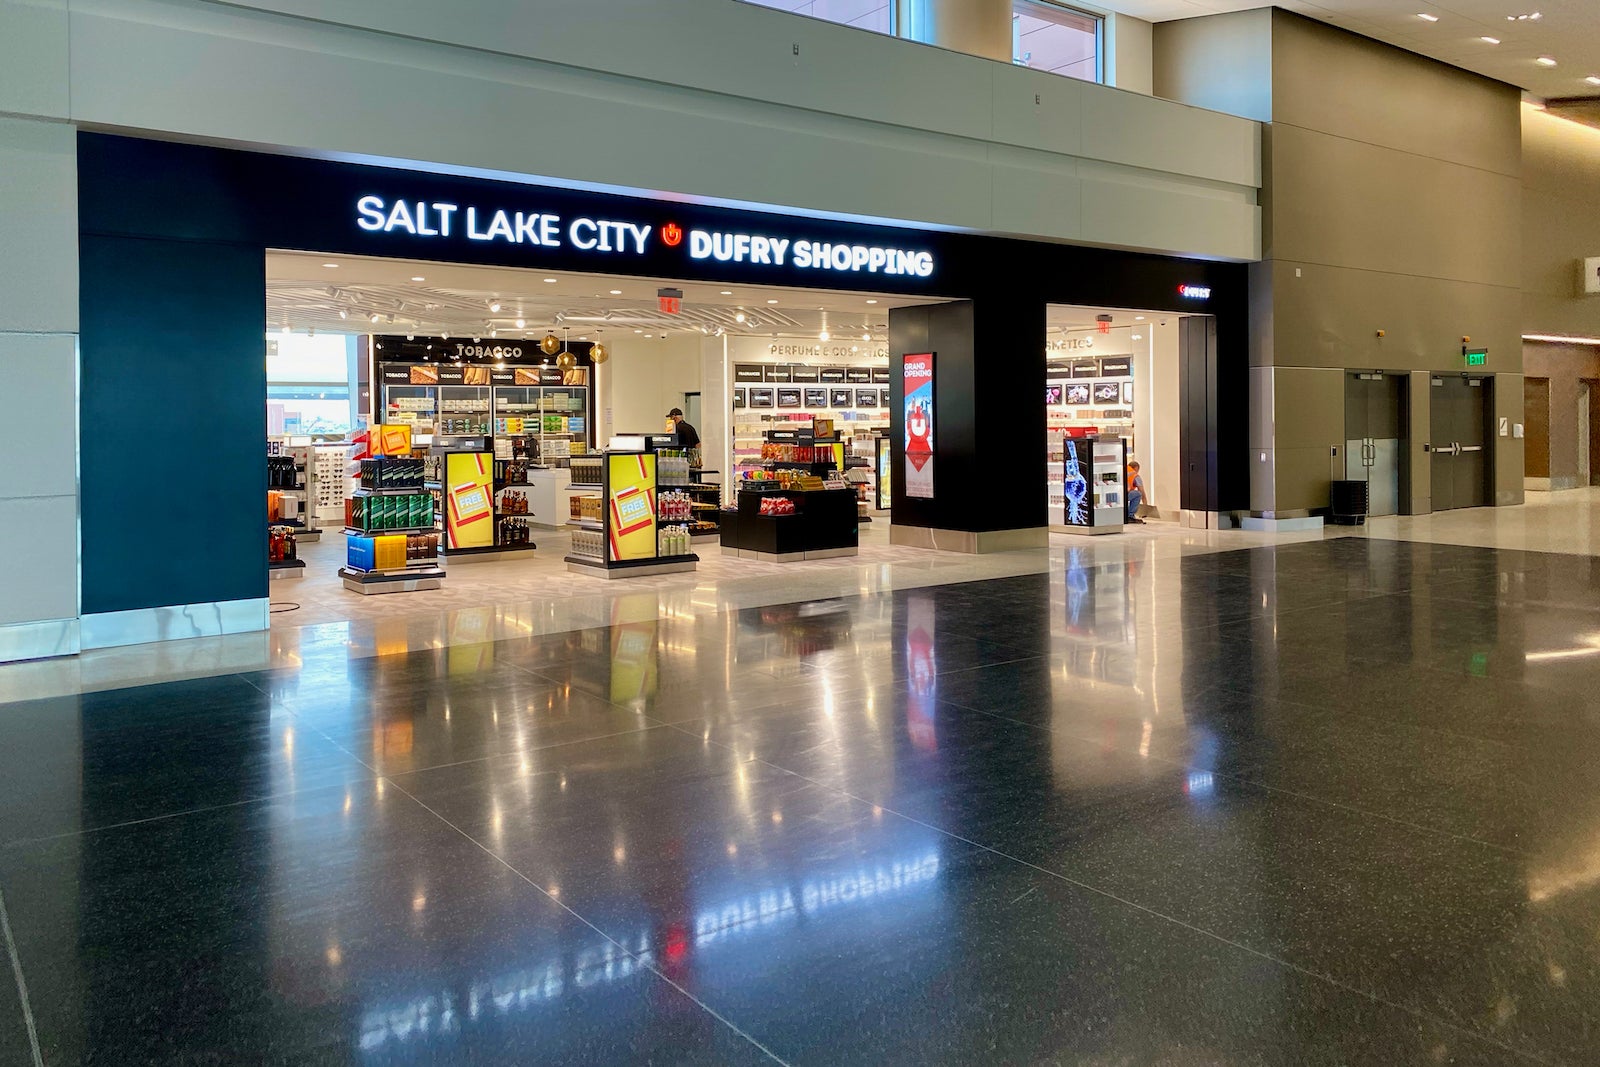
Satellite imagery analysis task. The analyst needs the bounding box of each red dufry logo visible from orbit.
[661,222,683,247]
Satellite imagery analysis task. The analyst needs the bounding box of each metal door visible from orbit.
[1428,376,1491,511]
[1345,373,1405,516]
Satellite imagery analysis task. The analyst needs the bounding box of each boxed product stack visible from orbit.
[570,529,605,559]
[569,456,604,486]
[347,493,435,531]
[359,456,425,490]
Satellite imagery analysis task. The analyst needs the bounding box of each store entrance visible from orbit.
[263,251,949,624]
[1045,305,1190,527]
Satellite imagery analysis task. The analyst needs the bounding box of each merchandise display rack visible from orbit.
[565,449,699,579]
[342,441,446,594]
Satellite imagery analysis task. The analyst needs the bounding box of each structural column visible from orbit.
[897,0,1013,62]
[0,117,80,661]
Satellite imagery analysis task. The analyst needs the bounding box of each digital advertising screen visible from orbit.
[607,452,659,561]
[903,353,934,500]
[445,452,494,548]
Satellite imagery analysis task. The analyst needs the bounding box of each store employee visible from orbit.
[666,407,701,450]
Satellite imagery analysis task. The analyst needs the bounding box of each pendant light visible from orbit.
[555,326,578,372]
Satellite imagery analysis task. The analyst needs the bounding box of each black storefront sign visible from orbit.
[871,367,891,383]
[830,389,852,407]
[790,365,821,383]
[819,368,847,384]
[777,388,802,408]
[805,387,828,407]
[845,368,872,383]
[1099,357,1132,377]
[750,388,775,408]
[732,388,747,408]
[1070,359,1100,379]
[855,389,879,407]
[764,365,793,383]
[733,364,767,384]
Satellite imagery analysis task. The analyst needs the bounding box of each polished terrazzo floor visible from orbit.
[4,534,1600,1063]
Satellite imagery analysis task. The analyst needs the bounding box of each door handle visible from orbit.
[1460,445,1484,453]
[1453,442,1463,456]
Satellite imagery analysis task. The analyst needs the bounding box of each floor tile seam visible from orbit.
[381,723,679,785]
[722,750,1552,1066]
[0,890,42,1067]
[379,776,793,1067]
[0,782,359,852]
[938,696,1533,861]
[1208,681,1574,753]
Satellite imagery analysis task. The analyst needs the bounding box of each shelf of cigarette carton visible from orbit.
[343,525,439,536]
[691,503,719,511]
[686,484,722,492]
[566,483,602,491]
[353,486,427,496]
[567,518,604,530]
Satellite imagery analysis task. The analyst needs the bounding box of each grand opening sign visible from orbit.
[903,353,935,500]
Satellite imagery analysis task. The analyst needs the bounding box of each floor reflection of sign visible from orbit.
[1063,438,1091,526]
[607,453,658,561]
[877,438,891,510]
[903,353,934,500]
[609,619,659,705]
[904,592,937,752]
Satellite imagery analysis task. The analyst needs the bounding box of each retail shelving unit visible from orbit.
[565,450,699,579]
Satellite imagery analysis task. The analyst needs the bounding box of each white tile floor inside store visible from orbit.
[6,489,1596,704]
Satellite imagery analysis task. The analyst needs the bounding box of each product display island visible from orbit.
[564,449,699,579]
[1059,434,1128,535]
[720,486,859,561]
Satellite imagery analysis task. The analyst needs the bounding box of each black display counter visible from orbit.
[720,487,858,561]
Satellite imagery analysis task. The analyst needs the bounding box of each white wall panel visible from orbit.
[59,0,1258,260]
[0,117,77,334]
[0,0,69,120]
[0,334,76,500]
[0,495,77,625]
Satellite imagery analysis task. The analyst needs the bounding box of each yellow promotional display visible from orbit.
[607,453,658,561]
[445,452,494,549]
[372,424,413,457]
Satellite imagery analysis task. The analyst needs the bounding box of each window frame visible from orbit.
[1011,0,1105,85]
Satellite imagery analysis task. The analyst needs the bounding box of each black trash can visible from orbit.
[1329,479,1370,526]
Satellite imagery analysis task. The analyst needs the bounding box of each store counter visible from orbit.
[526,466,581,529]
[720,487,858,561]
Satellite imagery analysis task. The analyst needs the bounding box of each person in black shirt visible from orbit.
[666,407,700,450]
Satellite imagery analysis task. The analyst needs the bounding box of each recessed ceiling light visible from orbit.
[338,309,348,320]
[819,330,830,342]
[1537,55,1558,66]
[411,276,425,282]
[1587,75,1600,86]
[634,329,643,334]
[866,299,878,304]
[369,313,381,323]
[515,318,526,328]
[1135,315,1145,321]
[543,278,557,284]
[1416,12,1438,21]
[861,332,871,341]
[719,290,733,296]
[609,289,622,296]
[1481,36,1500,43]
[322,262,339,269]
[735,310,747,323]
[1508,12,1541,21]
[766,299,778,304]
[489,301,502,312]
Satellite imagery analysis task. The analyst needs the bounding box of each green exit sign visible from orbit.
[1464,348,1487,367]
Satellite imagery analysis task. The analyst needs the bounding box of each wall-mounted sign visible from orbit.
[830,388,852,407]
[1464,347,1488,367]
[804,388,828,407]
[1046,337,1095,352]
[1178,284,1212,299]
[764,365,793,383]
[1582,257,1600,295]
[871,367,891,383]
[904,353,935,500]
[1070,359,1100,379]
[790,365,821,383]
[732,388,747,408]
[749,388,775,409]
[855,388,879,408]
[777,388,802,408]
[820,368,848,384]
[845,368,873,383]
[354,197,934,279]
[733,364,766,383]
[1099,357,1132,377]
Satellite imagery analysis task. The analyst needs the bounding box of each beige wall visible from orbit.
[1522,106,1600,339]
[1159,9,1523,515]
[600,335,704,442]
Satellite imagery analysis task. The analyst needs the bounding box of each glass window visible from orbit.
[1013,1,1101,83]
[742,0,893,36]
[267,332,357,435]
